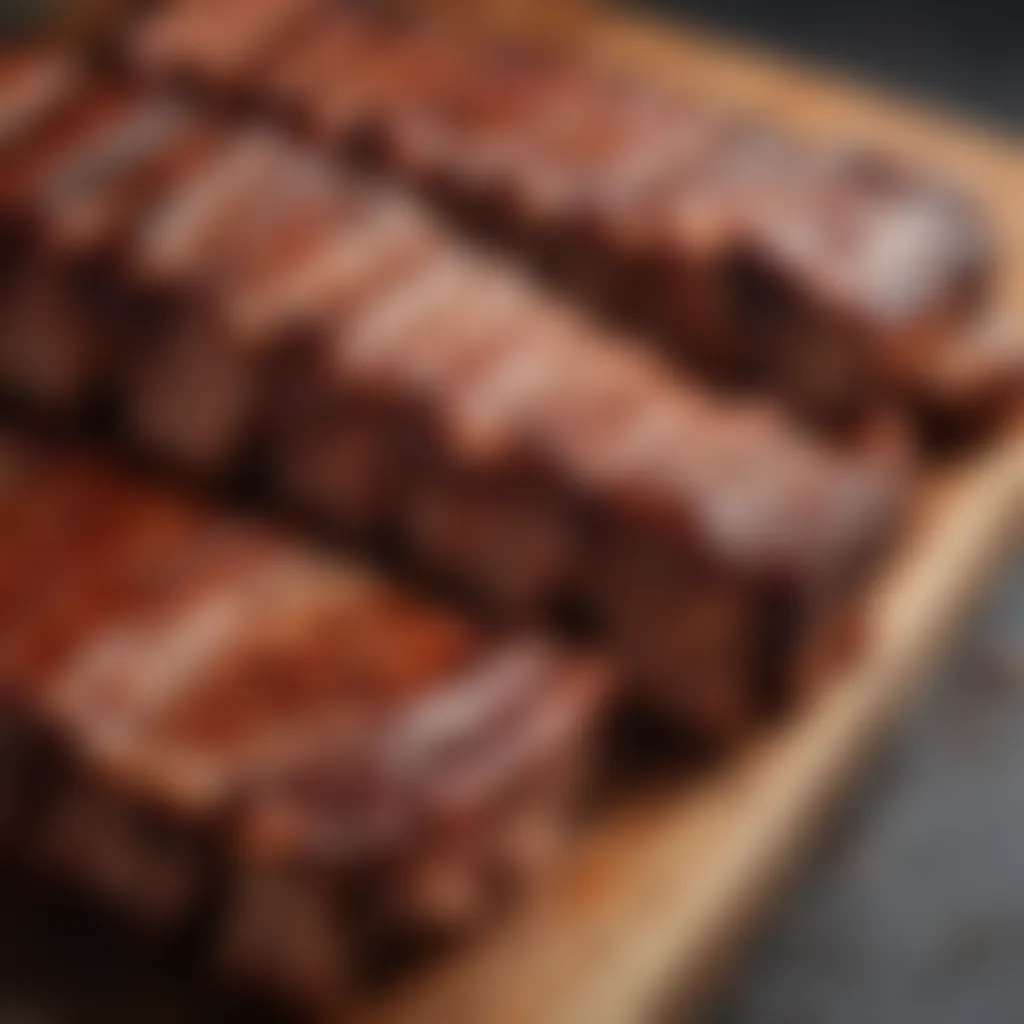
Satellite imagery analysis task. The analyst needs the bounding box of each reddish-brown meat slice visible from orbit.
[122,0,1006,438]
[0,433,605,1010]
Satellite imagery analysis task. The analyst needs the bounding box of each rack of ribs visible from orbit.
[0,430,606,1010]
[114,0,1020,438]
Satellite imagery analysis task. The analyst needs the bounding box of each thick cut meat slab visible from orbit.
[0,433,604,1009]
[119,0,1016,436]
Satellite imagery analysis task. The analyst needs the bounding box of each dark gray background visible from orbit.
[636,7,1023,1020]
[643,0,1024,129]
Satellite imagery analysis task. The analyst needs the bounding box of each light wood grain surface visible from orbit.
[347,13,1024,1024]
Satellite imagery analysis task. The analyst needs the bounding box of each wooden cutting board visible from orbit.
[349,13,1024,1024]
